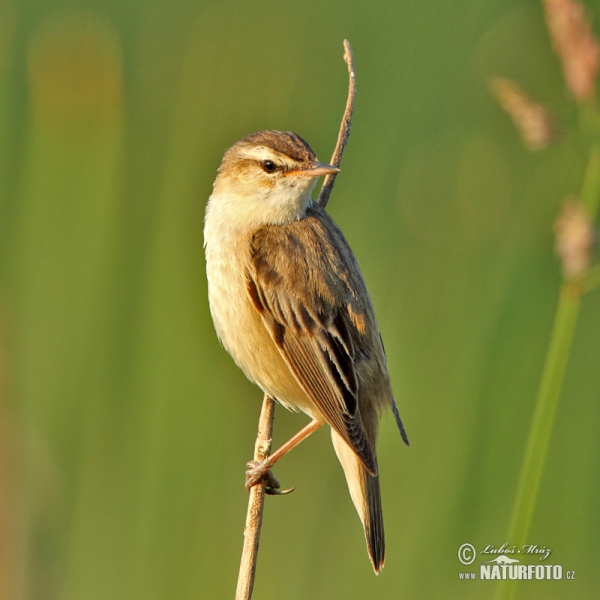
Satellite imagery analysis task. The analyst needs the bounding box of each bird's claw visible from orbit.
[266,485,295,496]
[245,460,294,496]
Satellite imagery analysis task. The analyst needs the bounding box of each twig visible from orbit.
[235,394,275,600]
[235,41,357,599]
[318,39,357,208]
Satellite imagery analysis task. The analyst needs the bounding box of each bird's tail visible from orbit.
[331,430,385,573]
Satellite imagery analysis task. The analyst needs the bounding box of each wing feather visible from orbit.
[246,204,383,474]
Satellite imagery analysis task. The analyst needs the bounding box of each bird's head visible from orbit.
[209,130,339,228]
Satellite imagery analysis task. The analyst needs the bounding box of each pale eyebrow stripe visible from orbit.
[239,146,288,163]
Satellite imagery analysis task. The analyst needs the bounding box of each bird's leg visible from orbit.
[245,418,323,494]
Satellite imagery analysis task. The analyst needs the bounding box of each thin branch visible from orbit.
[318,39,357,208]
[235,394,275,600]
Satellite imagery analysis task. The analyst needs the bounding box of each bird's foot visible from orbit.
[245,460,295,496]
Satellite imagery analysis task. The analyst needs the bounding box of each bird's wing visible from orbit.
[246,204,384,474]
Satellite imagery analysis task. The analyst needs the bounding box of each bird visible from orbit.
[203,130,409,573]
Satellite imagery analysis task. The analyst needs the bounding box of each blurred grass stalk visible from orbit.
[497,144,599,600]
[497,0,600,600]
[11,13,125,599]
[496,3,600,598]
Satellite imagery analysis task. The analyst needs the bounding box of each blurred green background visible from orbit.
[1,0,599,598]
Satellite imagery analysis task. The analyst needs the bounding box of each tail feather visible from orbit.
[391,396,410,447]
[331,430,385,573]
[365,469,385,572]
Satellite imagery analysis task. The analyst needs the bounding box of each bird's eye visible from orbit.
[261,160,277,174]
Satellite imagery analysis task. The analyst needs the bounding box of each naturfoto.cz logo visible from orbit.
[457,543,575,581]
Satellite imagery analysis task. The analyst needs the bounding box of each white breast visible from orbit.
[204,193,317,416]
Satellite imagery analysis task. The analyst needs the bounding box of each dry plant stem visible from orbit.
[235,41,356,600]
[318,39,356,209]
[235,394,275,600]
[496,139,600,600]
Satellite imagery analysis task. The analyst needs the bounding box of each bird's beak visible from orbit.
[286,160,340,178]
